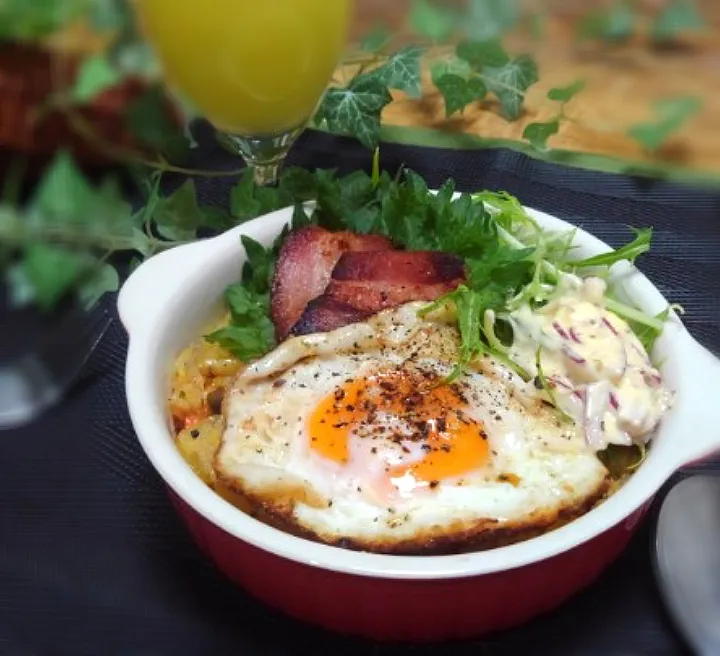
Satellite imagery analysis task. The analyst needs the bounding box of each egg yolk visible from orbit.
[308,370,488,484]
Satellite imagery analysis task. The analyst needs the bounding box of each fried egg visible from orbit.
[214,303,610,554]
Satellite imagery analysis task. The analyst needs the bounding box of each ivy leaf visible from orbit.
[153,180,224,240]
[432,73,487,117]
[124,85,190,164]
[547,79,586,104]
[651,0,705,42]
[454,38,539,122]
[77,262,120,309]
[457,39,510,68]
[483,55,539,120]
[523,120,559,151]
[31,152,97,223]
[628,96,701,151]
[94,178,146,249]
[71,55,121,104]
[578,1,636,42]
[604,1,636,40]
[466,0,519,41]
[409,0,457,43]
[315,75,392,149]
[431,57,473,80]
[16,245,94,311]
[369,46,424,98]
[361,24,391,53]
[30,153,134,240]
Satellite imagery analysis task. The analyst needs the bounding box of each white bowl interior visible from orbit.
[120,204,720,580]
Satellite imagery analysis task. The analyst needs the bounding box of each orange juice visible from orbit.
[137,0,352,135]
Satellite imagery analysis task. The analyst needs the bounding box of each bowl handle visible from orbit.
[670,331,720,468]
[117,240,214,336]
[117,206,294,337]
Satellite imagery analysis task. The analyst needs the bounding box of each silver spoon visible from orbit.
[654,474,720,656]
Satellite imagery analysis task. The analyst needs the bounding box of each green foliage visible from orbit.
[466,0,520,41]
[123,85,191,164]
[433,40,538,120]
[522,120,559,152]
[1,152,136,310]
[523,79,585,151]
[577,0,705,44]
[0,152,233,312]
[205,246,277,360]
[361,24,391,53]
[578,1,636,42]
[409,0,457,43]
[71,55,122,104]
[431,67,486,117]
[370,46,425,98]
[315,75,393,149]
[628,97,702,151]
[208,165,661,376]
[0,0,93,41]
[547,80,586,104]
[651,0,706,42]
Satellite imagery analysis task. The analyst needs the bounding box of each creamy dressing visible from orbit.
[507,276,673,451]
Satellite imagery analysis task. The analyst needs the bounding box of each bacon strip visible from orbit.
[270,226,391,340]
[332,250,465,284]
[290,297,374,336]
[289,251,465,337]
[324,279,461,314]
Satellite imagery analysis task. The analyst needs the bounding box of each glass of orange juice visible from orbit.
[135,0,352,185]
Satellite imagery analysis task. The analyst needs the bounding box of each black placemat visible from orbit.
[1,126,719,656]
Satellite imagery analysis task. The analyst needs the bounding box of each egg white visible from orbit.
[214,303,610,553]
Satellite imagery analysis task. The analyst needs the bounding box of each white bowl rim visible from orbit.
[119,201,720,581]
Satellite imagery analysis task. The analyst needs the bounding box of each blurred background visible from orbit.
[0,0,717,327]
[0,0,717,177]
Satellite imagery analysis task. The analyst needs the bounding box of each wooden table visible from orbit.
[349,0,720,183]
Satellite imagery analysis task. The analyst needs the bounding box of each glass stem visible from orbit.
[217,126,304,187]
[251,161,281,187]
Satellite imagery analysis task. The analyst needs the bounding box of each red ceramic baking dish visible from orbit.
[118,202,720,642]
